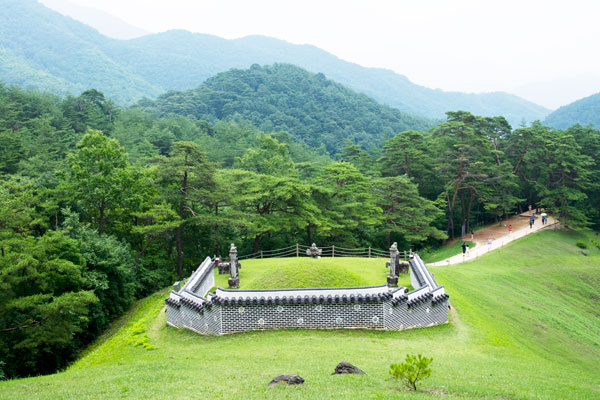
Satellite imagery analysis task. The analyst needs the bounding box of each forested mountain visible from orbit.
[1,0,549,125]
[141,64,434,153]
[543,92,600,129]
[0,0,162,103]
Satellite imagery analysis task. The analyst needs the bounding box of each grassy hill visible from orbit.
[1,0,550,125]
[0,230,598,399]
[213,257,411,290]
[544,92,600,129]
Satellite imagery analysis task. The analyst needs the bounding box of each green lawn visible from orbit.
[214,256,412,290]
[1,230,599,399]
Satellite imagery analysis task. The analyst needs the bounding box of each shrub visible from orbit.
[129,322,157,350]
[389,353,433,391]
[576,241,588,249]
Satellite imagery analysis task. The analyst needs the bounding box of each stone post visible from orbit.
[387,242,399,287]
[228,243,239,289]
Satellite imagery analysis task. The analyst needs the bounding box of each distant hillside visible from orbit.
[1,0,550,125]
[142,64,435,153]
[543,92,600,129]
[0,0,162,104]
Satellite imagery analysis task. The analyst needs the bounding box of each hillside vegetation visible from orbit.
[1,0,549,124]
[1,230,598,399]
[544,91,600,129]
[142,64,434,152]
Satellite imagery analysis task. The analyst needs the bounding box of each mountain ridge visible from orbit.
[543,92,600,129]
[2,0,550,126]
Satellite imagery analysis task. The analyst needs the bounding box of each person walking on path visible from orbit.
[541,212,547,225]
[461,242,467,257]
[487,238,492,251]
[508,224,513,234]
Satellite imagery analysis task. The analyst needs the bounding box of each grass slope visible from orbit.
[1,231,598,399]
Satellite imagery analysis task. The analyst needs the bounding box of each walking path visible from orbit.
[430,212,557,266]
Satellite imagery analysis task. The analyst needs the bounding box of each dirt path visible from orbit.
[430,212,558,266]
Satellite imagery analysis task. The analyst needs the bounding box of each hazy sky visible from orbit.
[44,0,600,108]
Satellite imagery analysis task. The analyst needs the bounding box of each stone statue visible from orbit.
[387,242,399,287]
[228,243,240,289]
[306,243,322,258]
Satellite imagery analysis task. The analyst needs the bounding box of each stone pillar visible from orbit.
[387,242,399,287]
[228,243,239,289]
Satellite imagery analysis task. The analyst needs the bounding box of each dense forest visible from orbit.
[2,0,550,125]
[142,64,434,153]
[0,75,598,379]
[544,92,600,129]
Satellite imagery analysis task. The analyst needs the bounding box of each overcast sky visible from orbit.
[42,0,600,109]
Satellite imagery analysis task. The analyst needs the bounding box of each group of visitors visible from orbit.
[461,242,470,256]
[529,209,548,228]
[458,206,550,259]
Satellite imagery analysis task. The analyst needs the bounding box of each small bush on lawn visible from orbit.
[576,241,588,249]
[389,353,433,391]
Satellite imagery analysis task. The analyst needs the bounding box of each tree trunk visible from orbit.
[492,138,501,167]
[98,199,105,235]
[135,234,158,271]
[447,182,460,240]
[512,147,528,175]
[306,223,312,244]
[460,189,466,237]
[176,170,188,278]
[176,223,183,278]
[466,189,474,233]
[214,202,220,257]
[252,234,262,254]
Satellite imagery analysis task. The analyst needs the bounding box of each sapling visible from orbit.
[389,353,433,391]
